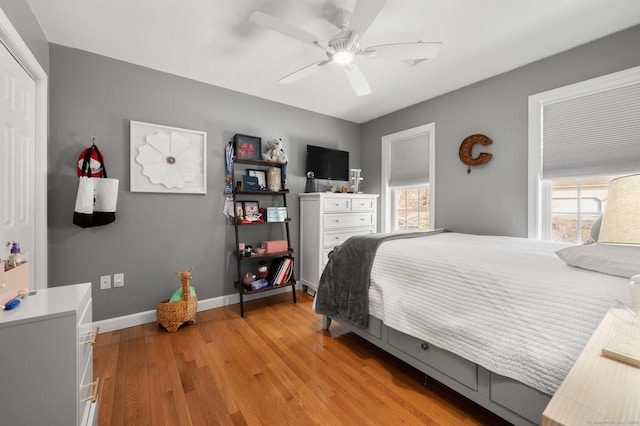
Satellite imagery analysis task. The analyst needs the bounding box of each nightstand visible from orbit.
[542,308,640,425]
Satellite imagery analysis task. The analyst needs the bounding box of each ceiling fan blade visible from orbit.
[365,42,442,60]
[344,63,371,96]
[279,60,331,84]
[348,0,386,39]
[249,11,331,53]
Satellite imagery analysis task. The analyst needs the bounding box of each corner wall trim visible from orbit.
[93,286,293,333]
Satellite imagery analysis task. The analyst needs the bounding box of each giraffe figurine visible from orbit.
[156,266,197,332]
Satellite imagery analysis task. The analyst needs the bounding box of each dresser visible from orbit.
[0,283,97,426]
[299,193,378,293]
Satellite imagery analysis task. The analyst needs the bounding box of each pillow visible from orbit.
[556,243,640,278]
[589,215,602,242]
[169,285,196,302]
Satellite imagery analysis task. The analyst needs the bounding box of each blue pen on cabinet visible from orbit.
[1,288,32,311]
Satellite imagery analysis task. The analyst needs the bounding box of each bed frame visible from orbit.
[323,315,550,426]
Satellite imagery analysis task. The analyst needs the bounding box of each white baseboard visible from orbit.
[93,286,294,333]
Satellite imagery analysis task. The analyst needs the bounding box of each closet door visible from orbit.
[0,40,36,288]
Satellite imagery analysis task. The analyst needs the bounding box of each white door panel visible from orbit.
[0,40,36,287]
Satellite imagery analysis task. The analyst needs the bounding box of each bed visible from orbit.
[315,230,636,426]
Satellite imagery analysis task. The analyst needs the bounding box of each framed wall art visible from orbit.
[234,134,261,160]
[130,120,207,194]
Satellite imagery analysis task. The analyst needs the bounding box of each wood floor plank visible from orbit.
[95,292,511,425]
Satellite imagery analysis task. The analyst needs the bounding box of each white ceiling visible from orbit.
[25,0,640,123]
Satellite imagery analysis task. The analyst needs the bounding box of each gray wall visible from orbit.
[48,44,360,321]
[362,24,640,237]
[0,1,49,73]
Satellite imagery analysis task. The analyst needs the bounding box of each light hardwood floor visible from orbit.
[94,291,511,425]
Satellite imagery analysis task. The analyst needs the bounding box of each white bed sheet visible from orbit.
[369,233,631,395]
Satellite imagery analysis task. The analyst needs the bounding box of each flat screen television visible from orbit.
[306,145,349,181]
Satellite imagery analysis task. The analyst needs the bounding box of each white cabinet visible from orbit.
[0,283,97,426]
[299,193,378,292]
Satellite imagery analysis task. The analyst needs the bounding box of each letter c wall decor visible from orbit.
[459,134,493,173]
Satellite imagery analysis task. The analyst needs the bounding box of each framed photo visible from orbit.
[243,201,259,220]
[234,134,261,160]
[130,120,207,194]
[235,201,244,218]
[248,169,266,189]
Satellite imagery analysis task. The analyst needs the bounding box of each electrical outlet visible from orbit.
[100,275,111,290]
[113,273,124,287]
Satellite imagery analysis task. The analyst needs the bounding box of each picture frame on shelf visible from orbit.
[235,201,244,218]
[234,134,261,160]
[248,169,267,189]
[243,201,260,220]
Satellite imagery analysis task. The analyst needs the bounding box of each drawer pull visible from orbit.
[360,218,365,221]
[83,377,101,403]
[421,342,429,351]
[335,203,339,206]
[83,327,100,346]
[334,237,340,241]
[335,219,340,223]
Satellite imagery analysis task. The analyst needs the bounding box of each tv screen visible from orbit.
[306,145,349,181]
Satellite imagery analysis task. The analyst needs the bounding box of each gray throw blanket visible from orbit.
[315,229,447,328]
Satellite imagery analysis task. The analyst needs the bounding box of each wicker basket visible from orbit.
[157,269,197,332]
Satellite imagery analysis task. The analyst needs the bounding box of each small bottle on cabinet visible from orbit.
[8,242,21,267]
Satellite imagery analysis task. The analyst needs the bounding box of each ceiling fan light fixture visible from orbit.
[333,50,354,64]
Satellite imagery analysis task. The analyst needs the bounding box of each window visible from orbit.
[528,65,640,241]
[394,186,430,232]
[381,123,435,233]
[550,176,613,243]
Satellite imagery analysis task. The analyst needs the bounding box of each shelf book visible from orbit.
[267,257,293,286]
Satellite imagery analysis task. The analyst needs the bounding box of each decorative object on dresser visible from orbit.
[350,168,363,193]
[298,193,378,294]
[229,142,296,317]
[0,283,97,426]
[156,266,197,332]
[305,171,318,193]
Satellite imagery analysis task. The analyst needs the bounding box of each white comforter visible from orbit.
[368,233,631,395]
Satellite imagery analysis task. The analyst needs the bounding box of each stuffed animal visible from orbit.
[262,138,288,164]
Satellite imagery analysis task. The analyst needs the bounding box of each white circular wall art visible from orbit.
[130,121,207,194]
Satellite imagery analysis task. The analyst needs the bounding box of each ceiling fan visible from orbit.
[249,0,442,96]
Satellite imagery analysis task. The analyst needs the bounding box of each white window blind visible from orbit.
[542,81,640,179]
[389,133,429,187]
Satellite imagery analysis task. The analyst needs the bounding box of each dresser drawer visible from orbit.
[324,212,374,229]
[323,248,333,267]
[323,198,351,212]
[324,228,375,248]
[388,328,478,391]
[351,198,376,211]
[78,297,96,425]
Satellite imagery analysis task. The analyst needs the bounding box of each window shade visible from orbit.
[389,133,429,187]
[542,81,640,179]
